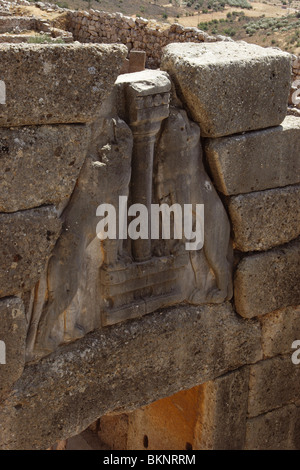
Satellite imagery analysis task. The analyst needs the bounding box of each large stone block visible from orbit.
[195,367,249,450]
[0,297,26,401]
[260,305,300,358]
[205,115,300,195]
[248,356,300,417]
[0,124,91,212]
[228,185,300,252]
[0,303,262,449]
[0,43,127,126]
[245,404,299,450]
[0,206,62,298]
[161,42,291,137]
[234,238,300,318]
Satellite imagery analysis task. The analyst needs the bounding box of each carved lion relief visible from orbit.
[26,70,232,361]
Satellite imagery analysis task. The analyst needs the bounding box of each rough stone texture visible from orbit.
[127,388,200,451]
[248,356,300,417]
[99,386,204,450]
[245,404,300,450]
[0,206,62,298]
[288,106,300,118]
[67,10,217,69]
[161,42,291,137]
[205,115,300,195]
[116,69,171,96]
[234,238,300,318]
[0,16,35,33]
[194,368,250,450]
[0,124,91,212]
[28,115,134,359]
[0,297,26,401]
[128,50,146,73]
[28,97,232,359]
[0,303,262,449]
[64,429,107,450]
[228,185,300,252]
[260,305,300,358]
[98,415,129,450]
[0,43,127,126]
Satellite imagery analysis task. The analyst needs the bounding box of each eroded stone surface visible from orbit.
[28,116,133,359]
[245,404,300,450]
[0,206,61,298]
[0,297,26,401]
[0,43,127,126]
[228,185,300,252]
[0,124,91,212]
[0,303,262,449]
[234,238,300,318]
[28,82,233,359]
[161,42,291,137]
[195,367,249,450]
[205,115,300,195]
[260,305,300,358]
[248,356,300,417]
[116,69,171,97]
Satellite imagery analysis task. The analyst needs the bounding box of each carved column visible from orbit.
[129,94,170,261]
[116,71,171,262]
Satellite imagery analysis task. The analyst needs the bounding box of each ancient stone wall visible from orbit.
[0,40,299,450]
[67,9,226,68]
[0,15,35,33]
[0,11,73,42]
[293,55,300,81]
[66,7,299,116]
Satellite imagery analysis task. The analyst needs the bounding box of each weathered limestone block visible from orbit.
[153,106,233,305]
[0,124,91,212]
[245,404,300,450]
[161,42,291,137]
[0,206,61,298]
[194,367,250,450]
[0,303,262,449]
[248,356,300,417]
[260,305,300,358]
[0,43,127,126]
[98,414,129,450]
[29,71,233,356]
[27,116,133,359]
[205,115,300,195]
[228,185,300,252]
[234,238,300,318]
[0,297,26,401]
[128,50,146,73]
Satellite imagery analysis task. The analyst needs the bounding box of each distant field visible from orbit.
[13,0,300,54]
